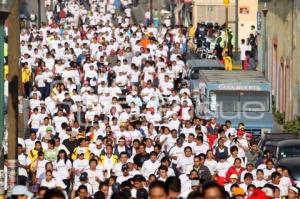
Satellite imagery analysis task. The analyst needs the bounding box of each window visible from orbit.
[240,91,270,112]
[209,91,270,112]
[190,68,200,79]
[278,145,300,159]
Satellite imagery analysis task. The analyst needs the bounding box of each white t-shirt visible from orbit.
[253,179,267,188]
[169,146,184,164]
[177,155,194,174]
[117,175,132,184]
[28,113,42,129]
[18,154,30,177]
[216,161,231,177]
[237,138,248,158]
[85,168,104,192]
[35,74,46,87]
[204,159,218,175]
[36,159,48,178]
[73,159,89,183]
[41,179,57,189]
[240,43,251,61]
[56,159,72,180]
[193,144,209,155]
[263,167,275,180]
[52,116,69,134]
[279,176,292,196]
[25,138,37,154]
[141,160,160,178]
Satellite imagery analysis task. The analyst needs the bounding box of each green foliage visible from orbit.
[272,106,285,125]
[284,116,300,134]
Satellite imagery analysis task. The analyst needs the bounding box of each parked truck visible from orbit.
[193,70,273,137]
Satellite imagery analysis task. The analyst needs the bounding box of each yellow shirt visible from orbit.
[4,65,8,80]
[28,149,45,163]
[21,68,31,83]
[71,146,91,161]
[224,56,233,70]
[188,26,196,38]
[98,154,118,166]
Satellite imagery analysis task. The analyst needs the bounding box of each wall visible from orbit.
[238,0,257,41]
[192,0,257,45]
[261,0,300,121]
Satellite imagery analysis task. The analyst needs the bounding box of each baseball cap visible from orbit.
[289,186,299,194]
[230,174,238,179]
[46,127,52,131]
[237,129,244,136]
[79,172,88,181]
[232,187,245,196]
[12,185,34,197]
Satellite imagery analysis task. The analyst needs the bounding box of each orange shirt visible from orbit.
[140,38,150,48]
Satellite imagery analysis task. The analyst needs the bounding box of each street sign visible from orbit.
[223,0,230,6]
[257,11,262,34]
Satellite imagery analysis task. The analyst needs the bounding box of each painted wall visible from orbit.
[259,0,300,120]
[192,0,258,45]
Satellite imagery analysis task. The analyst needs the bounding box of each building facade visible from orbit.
[192,0,258,43]
[259,0,300,121]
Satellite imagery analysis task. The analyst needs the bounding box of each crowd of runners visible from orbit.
[4,0,299,199]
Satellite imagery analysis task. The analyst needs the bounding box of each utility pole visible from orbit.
[225,5,229,30]
[0,1,13,198]
[37,0,41,28]
[7,0,20,195]
[224,0,230,29]
[234,0,239,60]
[262,2,269,76]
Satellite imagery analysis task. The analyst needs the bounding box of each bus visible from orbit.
[195,70,273,137]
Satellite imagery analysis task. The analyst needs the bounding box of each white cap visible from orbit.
[290,186,299,194]
[12,185,34,198]
[262,187,273,197]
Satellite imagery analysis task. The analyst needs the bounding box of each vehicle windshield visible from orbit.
[264,141,280,155]
[209,91,270,112]
[278,145,300,159]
